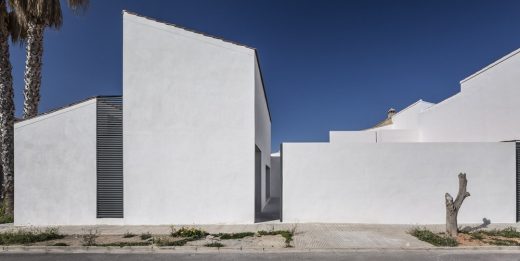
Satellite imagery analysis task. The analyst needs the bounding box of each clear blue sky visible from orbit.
[8,0,520,151]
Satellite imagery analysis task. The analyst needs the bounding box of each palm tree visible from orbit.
[0,0,16,216]
[12,0,88,119]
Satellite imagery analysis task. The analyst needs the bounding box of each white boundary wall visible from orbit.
[14,99,98,226]
[282,142,516,224]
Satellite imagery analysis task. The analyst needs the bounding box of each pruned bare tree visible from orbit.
[445,173,470,237]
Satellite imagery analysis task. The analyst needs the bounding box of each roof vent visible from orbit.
[387,108,396,119]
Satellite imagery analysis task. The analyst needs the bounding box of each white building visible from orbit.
[14,11,272,226]
[282,48,520,224]
[13,11,520,226]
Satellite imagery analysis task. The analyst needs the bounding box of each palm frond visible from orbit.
[7,10,27,44]
[67,0,88,15]
[11,0,63,28]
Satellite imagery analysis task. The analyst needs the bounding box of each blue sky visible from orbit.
[8,0,520,151]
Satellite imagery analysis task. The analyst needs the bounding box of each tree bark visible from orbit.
[23,21,44,119]
[0,0,15,217]
[445,173,470,237]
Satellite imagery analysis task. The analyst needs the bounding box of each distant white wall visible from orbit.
[123,12,258,224]
[255,58,272,210]
[14,99,98,226]
[390,100,434,130]
[330,130,419,143]
[282,142,516,224]
[330,131,376,143]
[419,49,520,142]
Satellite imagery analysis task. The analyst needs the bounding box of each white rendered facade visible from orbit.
[12,11,520,226]
[282,48,520,224]
[14,12,271,226]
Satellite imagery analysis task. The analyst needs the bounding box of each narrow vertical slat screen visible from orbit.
[97,96,123,218]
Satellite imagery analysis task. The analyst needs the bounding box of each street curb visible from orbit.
[1,245,520,254]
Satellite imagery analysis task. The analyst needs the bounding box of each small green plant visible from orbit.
[470,232,484,240]
[258,229,295,247]
[94,241,153,247]
[481,227,520,238]
[213,232,255,240]
[0,228,64,245]
[487,238,520,246]
[123,232,137,238]
[52,242,69,246]
[170,227,208,239]
[204,242,224,248]
[81,229,99,246]
[409,228,458,247]
[154,237,189,246]
[140,232,152,240]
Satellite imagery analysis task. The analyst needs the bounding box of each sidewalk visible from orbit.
[1,223,520,250]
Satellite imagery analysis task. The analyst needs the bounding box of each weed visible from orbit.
[258,229,294,247]
[470,232,484,240]
[213,232,255,240]
[487,238,520,246]
[94,241,153,247]
[81,229,99,246]
[204,242,224,248]
[170,227,208,239]
[409,228,458,247]
[123,232,137,238]
[481,227,520,238]
[0,228,64,245]
[154,237,189,246]
[140,232,152,240]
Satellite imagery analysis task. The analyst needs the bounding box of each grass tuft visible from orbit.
[213,232,255,240]
[154,237,189,246]
[204,242,224,248]
[170,227,208,239]
[257,229,295,247]
[481,227,520,238]
[0,228,64,245]
[123,232,137,238]
[409,228,458,247]
[94,241,152,247]
[140,232,152,240]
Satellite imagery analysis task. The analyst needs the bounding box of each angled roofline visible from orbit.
[391,99,434,118]
[15,95,121,126]
[460,47,520,84]
[123,10,272,122]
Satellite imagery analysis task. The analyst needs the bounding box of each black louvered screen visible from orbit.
[97,96,123,218]
[517,143,520,222]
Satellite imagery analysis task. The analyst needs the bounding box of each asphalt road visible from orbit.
[1,250,520,261]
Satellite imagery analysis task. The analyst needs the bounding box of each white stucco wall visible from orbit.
[14,99,98,226]
[123,12,260,224]
[255,58,272,210]
[420,49,520,142]
[389,100,434,130]
[282,142,516,224]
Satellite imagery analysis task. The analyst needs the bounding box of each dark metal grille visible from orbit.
[96,96,123,218]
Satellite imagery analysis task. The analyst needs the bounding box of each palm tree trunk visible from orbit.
[23,21,44,119]
[0,0,15,216]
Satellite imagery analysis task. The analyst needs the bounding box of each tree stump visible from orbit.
[445,173,470,237]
